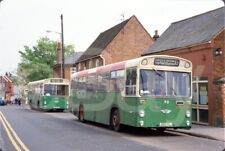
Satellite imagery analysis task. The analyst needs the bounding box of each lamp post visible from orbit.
[46,14,65,78]
[60,14,65,79]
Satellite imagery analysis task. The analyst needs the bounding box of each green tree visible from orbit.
[18,37,75,83]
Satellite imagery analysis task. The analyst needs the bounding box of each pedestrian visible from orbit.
[15,98,18,104]
[18,98,21,105]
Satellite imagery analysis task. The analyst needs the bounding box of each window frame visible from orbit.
[125,67,137,96]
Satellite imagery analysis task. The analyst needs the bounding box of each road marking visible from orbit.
[0,111,30,151]
[0,115,22,151]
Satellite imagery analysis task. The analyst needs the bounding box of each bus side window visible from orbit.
[98,73,109,92]
[110,70,125,92]
[126,68,137,95]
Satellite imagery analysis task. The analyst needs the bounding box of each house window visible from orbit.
[78,63,81,71]
[83,62,87,70]
[96,59,100,67]
[192,77,208,124]
[89,60,93,69]
[70,67,76,75]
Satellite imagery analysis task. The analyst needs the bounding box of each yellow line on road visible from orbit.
[0,111,30,151]
[0,114,22,151]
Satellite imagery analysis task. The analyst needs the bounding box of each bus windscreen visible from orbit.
[44,84,69,96]
[140,70,191,97]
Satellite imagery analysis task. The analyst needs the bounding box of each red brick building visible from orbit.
[143,7,225,127]
[0,74,14,103]
[76,15,154,71]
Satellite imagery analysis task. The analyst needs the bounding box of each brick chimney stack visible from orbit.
[153,30,159,41]
[56,42,62,64]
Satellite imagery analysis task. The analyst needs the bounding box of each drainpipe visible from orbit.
[99,55,105,65]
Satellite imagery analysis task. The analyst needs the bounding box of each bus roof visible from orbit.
[28,78,69,85]
[72,55,192,79]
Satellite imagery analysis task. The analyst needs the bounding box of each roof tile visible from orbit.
[143,7,225,55]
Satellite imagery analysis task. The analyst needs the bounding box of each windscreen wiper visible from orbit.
[171,87,177,96]
[152,68,164,78]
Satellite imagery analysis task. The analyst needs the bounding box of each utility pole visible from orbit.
[60,14,65,79]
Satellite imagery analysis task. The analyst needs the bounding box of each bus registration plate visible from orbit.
[159,122,172,127]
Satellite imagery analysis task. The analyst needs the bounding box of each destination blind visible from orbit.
[154,58,180,67]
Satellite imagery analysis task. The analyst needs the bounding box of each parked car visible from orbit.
[0,97,7,105]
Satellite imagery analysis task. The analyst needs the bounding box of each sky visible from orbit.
[0,0,223,75]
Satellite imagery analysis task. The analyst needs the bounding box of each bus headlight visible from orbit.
[139,110,145,117]
[186,120,190,126]
[139,99,146,105]
[140,120,144,126]
[44,101,47,105]
[186,110,191,118]
[184,62,191,68]
[141,59,148,65]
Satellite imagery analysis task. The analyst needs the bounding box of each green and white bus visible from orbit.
[28,78,70,111]
[69,55,192,131]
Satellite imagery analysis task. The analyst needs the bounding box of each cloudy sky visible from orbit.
[0,0,223,74]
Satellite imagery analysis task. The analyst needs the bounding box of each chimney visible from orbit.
[56,42,62,64]
[153,30,159,41]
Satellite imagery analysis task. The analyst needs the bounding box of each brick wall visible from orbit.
[214,83,225,127]
[213,30,225,78]
[212,30,225,126]
[53,64,73,80]
[64,65,72,80]
[102,16,154,65]
[222,84,225,127]
[53,65,61,78]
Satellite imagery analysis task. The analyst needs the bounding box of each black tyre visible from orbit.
[78,105,85,122]
[37,101,40,110]
[156,128,166,134]
[110,109,121,131]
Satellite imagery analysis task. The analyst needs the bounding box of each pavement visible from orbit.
[170,124,225,142]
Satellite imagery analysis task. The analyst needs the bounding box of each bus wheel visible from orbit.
[37,101,40,110]
[110,109,121,132]
[78,106,84,122]
[156,128,166,134]
[29,100,32,108]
